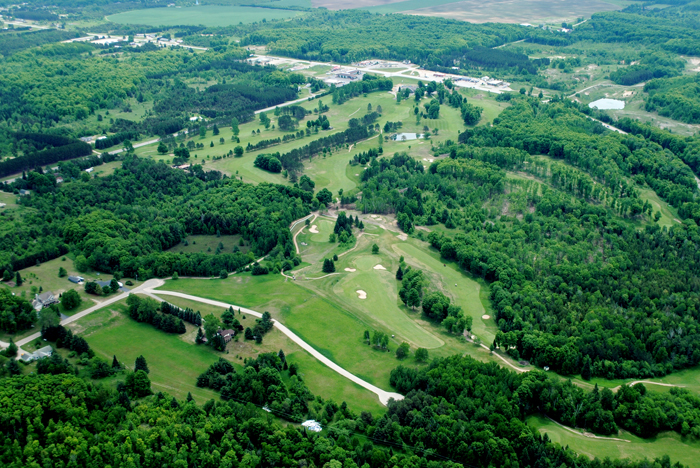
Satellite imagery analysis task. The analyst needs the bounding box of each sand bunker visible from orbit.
[373,264,386,270]
[397,233,408,241]
[309,225,319,233]
[482,315,490,320]
[356,290,367,299]
[344,268,356,272]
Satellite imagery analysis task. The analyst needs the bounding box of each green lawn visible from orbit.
[108,5,304,27]
[0,256,132,342]
[528,414,700,466]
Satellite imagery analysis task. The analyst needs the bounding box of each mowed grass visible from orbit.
[0,256,130,341]
[528,415,700,466]
[71,296,385,412]
[108,5,303,27]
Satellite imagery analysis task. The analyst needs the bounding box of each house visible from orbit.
[68,275,84,284]
[85,167,93,173]
[301,420,322,432]
[217,329,236,343]
[19,345,54,363]
[19,189,31,196]
[32,291,58,311]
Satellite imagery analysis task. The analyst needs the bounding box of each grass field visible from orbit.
[0,256,130,342]
[359,0,627,23]
[108,5,304,27]
[528,415,700,466]
[67,296,386,412]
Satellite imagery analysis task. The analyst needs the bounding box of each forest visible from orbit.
[354,97,700,379]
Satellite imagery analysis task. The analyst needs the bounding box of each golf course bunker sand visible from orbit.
[344,268,356,272]
[482,314,491,320]
[309,225,319,233]
[373,264,387,270]
[356,290,367,299]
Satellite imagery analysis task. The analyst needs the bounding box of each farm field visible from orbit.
[107,5,304,27]
[528,415,700,466]
[359,0,629,23]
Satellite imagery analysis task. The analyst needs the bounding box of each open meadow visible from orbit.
[108,5,304,27]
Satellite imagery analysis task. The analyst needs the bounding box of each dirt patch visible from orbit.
[356,290,367,299]
[344,268,356,272]
[623,90,635,98]
[309,224,319,233]
[373,264,387,270]
[482,314,491,320]
[397,233,408,241]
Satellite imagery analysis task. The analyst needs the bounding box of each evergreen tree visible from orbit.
[112,355,120,369]
[364,330,370,344]
[186,392,194,403]
[6,359,20,375]
[2,270,11,282]
[4,339,17,358]
[212,334,226,351]
[15,271,22,286]
[134,355,149,374]
[244,327,254,340]
[582,355,592,381]
[372,244,379,254]
[278,349,286,365]
[396,265,404,280]
[322,258,336,273]
[195,327,206,344]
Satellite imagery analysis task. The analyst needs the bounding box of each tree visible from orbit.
[3,339,17,358]
[372,244,379,254]
[322,258,335,273]
[58,267,67,278]
[203,314,221,343]
[135,355,149,374]
[582,355,592,380]
[6,359,21,375]
[157,142,168,154]
[212,333,226,351]
[234,146,244,157]
[199,126,207,138]
[2,270,11,282]
[213,124,219,135]
[219,269,228,279]
[195,327,206,344]
[174,147,190,159]
[396,342,410,359]
[112,355,121,369]
[15,271,22,286]
[244,327,254,340]
[415,348,429,362]
[124,370,152,398]
[316,188,333,205]
[231,117,239,136]
[364,330,370,344]
[396,265,403,280]
[74,255,89,273]
[222,307,235,328]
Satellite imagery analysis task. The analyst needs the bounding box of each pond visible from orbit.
[588,98,625,110]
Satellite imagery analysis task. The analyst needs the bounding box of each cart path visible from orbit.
[145,281,404,406]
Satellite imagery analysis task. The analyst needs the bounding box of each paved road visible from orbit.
[0,280,163,353]
[145,281,404,406]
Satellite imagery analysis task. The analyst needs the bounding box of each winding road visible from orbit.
[143,280,403,405]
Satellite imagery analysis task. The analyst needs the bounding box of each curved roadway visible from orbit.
[143,280,403,405]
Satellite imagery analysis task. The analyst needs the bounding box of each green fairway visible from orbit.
[528,415,700,466]
[108,5,303,27]
[393,242,499,345]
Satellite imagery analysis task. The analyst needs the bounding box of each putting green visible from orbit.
[334,254,444,349]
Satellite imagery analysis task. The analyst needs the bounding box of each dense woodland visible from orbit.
[356,96,700,379]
